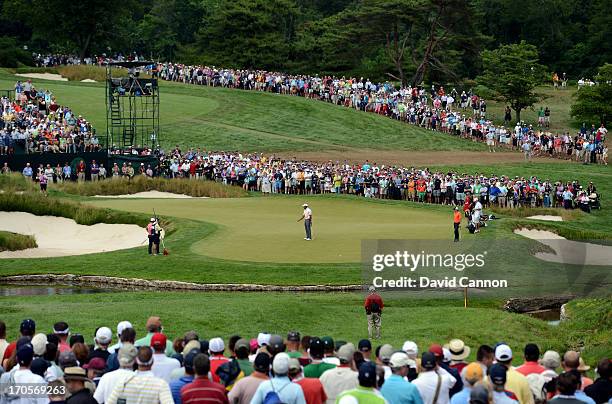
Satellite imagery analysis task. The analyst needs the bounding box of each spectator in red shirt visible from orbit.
[208,337,230,384]
[289,358,327,404]
[181,353,229,404]
[364,286,384,340]
[516,343,546,376]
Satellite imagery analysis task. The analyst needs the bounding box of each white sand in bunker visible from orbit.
[526,215,563,222]
[0,211,145,259]
[514,228,612,266]
[15,73,68,81]
[93,191,208,199]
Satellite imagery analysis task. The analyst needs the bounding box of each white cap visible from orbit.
[32,333,48,356]
[389,351,411,368]
[302,203,308,207]
[495,344,513,361]
[150,217,156,222]
[117,321,133,337]
[96,327,113,345]
[209,337,225,353]
[443,348,452,363]
[273,352,290,374]
[402,341,418,357]
[257,333,271,347]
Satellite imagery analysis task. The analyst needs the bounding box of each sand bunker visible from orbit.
[514,228,611,266]
[0,212,145,259]
[93,191,208,199]
[526,215,563,222]
[81,79,97,83]
[15,73,68,81]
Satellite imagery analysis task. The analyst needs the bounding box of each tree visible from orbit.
[570,64,612,126]
[478,41,545,123]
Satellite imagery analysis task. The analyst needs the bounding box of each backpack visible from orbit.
[263,380,289,404]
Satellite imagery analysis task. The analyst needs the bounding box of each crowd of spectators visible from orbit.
[0,81,100,155]
[154,63,607,164]
[32,53,148,68]
[0,317,610,404]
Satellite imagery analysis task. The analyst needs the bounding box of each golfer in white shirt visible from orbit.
[297,203,313,240]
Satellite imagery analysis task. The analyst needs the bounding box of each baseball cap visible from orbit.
[58,351,78,368]
[470,385,489,404]
[421,352,437,370]
[254,352,271,373]
[83,357,106,371]
[268,335,285,354]
[31,357,50,378]
[257,332,271,346]
[495,344,513,362]
[287,331,301,342]
[273,352,290,374]
[116,321,133,337]
[429,344,444,358]
[235,338,249,352]
[358,361,377,384]
[31,333,47,356]
[489,363,507,386]
[379,344,394,362]
[145,316,162,331]
[321,336,334,351]
[358,339,372,352]
[541,350,561,369]
[96,327,112,345]
[309,337,324,357]
[20,319,36,334]
[16,336,32,350]
[338,343,356,363]
[150,333,167,350]
[17,343,34,365]
[184,348,200,373]
[118,343,138,367]
[389,351,411,368]
[288,358,301,372]
[209,337,225,353]
[302,203,308,207]
[464,362,484,383]
[401,341,418,357]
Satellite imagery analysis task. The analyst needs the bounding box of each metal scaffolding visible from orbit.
[105,61,159,149]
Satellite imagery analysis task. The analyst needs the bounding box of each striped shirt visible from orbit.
[181,376,229,404]
[106,370,173,404]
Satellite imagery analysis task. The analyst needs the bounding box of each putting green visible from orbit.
[89,196,450,263]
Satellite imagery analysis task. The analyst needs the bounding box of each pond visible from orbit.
[0,285,118,296]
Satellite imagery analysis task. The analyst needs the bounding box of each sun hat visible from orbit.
[578,357,590,372]
[447,339,471,361]
[273,352,290,374]
[96,327,112,345]
[209,337,225,353]
[63,366,89,381]
[182,340,201,355]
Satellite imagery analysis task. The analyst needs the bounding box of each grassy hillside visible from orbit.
[1,68,485,152]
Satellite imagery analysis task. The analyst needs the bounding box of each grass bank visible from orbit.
[0,292,607,365]
[12,65,128,82]
[57,175,248,198]
[0,231,36,252]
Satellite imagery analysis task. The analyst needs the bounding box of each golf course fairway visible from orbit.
[89,195,450,263]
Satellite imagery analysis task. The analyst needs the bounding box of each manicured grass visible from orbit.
[0,69,485,152]
[0,231,36,252]
[0,292,608,365]
[89,195,451,263]
[486,86,579,133]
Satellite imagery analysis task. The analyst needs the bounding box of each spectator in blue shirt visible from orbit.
[22,163,33,179]
[450,363,483,404]
[170,349,199,404]
[381,352,423,404]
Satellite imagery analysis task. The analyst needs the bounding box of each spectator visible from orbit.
[150,333,180,383]
[233,338,254,376]
[180,353,228,404]
[0,321,8,361]
[304,338,336,378]
[516,344,546,376]
[228,353,270,404]
[135,316,174,356]
[83,357,106,386]
[380,351,423,404]
[540,351,562,382]
[208,337,230,384]
[549,372,584,404]
[94,343,137,404]
[64,366,98,404]
[250,352,306,404]
[108,321,134,355]
[563,351,593,389]
[53,321,71,353]
[451,362,484,404]
[493,344,535,404]
[489,363,520,404]
[584,358,611,404]
[447,339,470,374]
[319,343,358,404]
[358,339,372,362]
[89,327,113,362]
[107,346,173,404]
[170,349,199,404]
[289,358,327,404]
[3,343,47,404]
[106,327,137,372]
[286,331,303,359]
[335,361,385,403]
[413,351,457,404]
